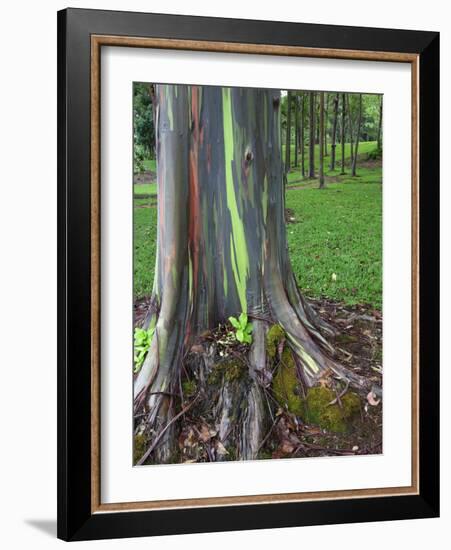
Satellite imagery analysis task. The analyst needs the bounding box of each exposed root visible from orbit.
[239,383,265,459]
[134,298,376,464]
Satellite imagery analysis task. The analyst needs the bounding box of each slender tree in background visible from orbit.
[133,83,155,172]
[294,95,299,168]
[346,94,355,170]
[319,91,325,189]
[300,93,305,178]
[377,96,383,151]
[324,93,329,157]
[329,93,340,171]
[308,91,316,178]
[340,92,346,174]
[315,100,320,146]
[351,94,363,176]
[285,91,292,175]
[133,84,369,464]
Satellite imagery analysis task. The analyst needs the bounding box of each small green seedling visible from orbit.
[133,326,155,373]
[228,312,253,344]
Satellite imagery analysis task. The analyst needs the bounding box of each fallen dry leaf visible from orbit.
[216,441,229,456]
[198,424,217,442]
[367,391,381,406]
[280,441,295,454]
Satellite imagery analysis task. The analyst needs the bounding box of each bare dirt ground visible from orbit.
[134,170,156,184]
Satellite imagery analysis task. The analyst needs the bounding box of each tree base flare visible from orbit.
[133,299,382,465]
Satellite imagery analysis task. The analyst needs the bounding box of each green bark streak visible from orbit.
[262,174,268,223]
[222,88,249,312]
[223,263,228,297]
[188,252,193,303]
[286,334,320,376]
[166,86,174,130]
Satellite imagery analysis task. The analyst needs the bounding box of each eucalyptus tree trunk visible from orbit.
[351,94,363,177]
[134,84,368,464]
[285,91,292,175]
[319,92,325,189]
[340,93,346,174]
[308,91,316,178]
[329,93,339,171]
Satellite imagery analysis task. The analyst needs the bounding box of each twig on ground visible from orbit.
[136,393,201,466]
[328,379,350,406]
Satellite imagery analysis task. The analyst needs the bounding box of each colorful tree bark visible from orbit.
[134,84,368,463]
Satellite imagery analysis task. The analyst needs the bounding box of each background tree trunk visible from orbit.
[285,91,292,176]
[351,94,363,177]
[329,93,339,171]
[340,92,346,174]
[294,95,299,168]
[309,91,315,178]
[300,93,305,178]
[134,84,369,464]
[346,94,355,170]
[324,93,329,157]
[377,95,383,151]
[319,92,325,189]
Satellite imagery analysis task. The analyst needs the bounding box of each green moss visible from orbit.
[182,378,197,397]
[303,387,361,433]
[266,324,285,360]
[373,347,383,362]
[208,358,246,385]
[133,434,147,464]
[335,333,359,344]
[272,348,304,415]
[258,449,273,460]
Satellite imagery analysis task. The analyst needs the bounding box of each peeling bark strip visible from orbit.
[134,85,368,463]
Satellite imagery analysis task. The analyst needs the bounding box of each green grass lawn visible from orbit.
[283,140,377,171]
[134,143,382,309]
[142,159,156,172]
[134,182,157,196]
[285,180,382,309]
[134,198,157,298]
[287,165,382,188]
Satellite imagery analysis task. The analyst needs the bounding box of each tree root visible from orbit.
[134,307,375,464]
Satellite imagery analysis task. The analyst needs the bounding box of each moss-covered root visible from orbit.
[272,347,304,416]
[208,357,246,385]
[303,387,360,433]
[266,324,285,361]
[134,433,148,464]
[272,346,361,433]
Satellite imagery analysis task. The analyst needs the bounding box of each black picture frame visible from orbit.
[57,7,439,541]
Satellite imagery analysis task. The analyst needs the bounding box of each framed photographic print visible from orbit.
[57,8,439,541]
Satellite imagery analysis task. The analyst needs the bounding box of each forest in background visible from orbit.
[134,84,383,181]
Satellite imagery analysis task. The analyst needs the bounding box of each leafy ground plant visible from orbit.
[134,326,155,373]
[228,313,253,344]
